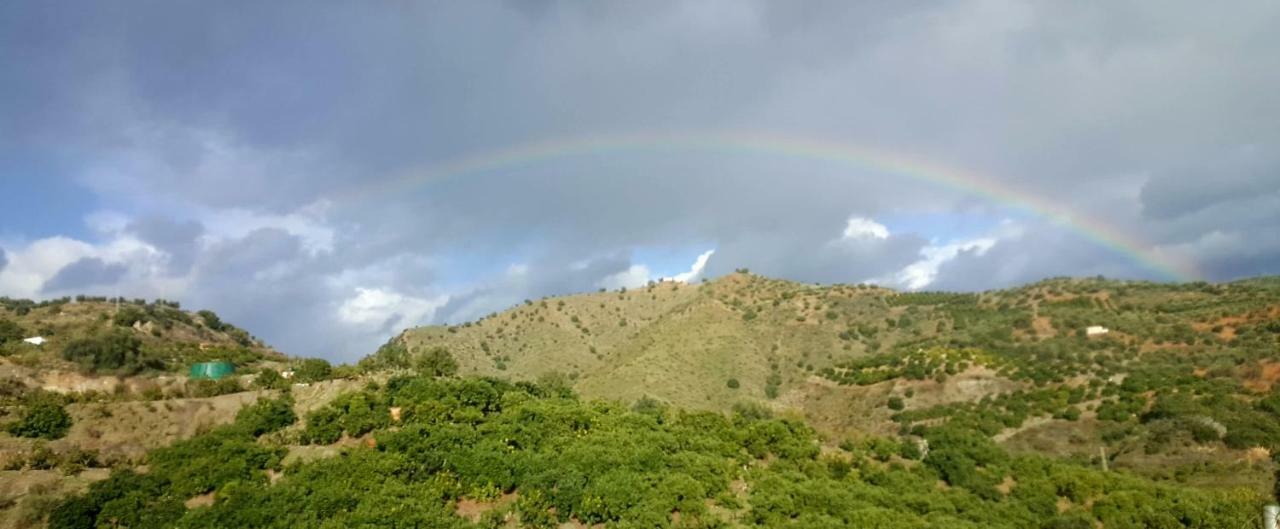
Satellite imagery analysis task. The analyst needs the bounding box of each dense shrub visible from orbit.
[293,358,333,383]
[0,318,24,345]
[233,395,296,436]
[5,395,72,439]
[415,346,459,376]
[61,331,156,374]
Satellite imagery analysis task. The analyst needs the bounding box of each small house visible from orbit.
[22,336,46,346]
[1086,326,1109,336]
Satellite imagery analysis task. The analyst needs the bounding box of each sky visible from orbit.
[1,1,1277,361]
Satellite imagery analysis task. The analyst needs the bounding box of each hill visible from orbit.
[31,375,1267,529]
[4,275,1280,528]
[0,296,284,393]
[382,273,1280,491]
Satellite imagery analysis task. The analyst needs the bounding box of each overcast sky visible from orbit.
[1,1,1277,361]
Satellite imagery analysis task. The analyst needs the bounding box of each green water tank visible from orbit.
[189,361,236,380]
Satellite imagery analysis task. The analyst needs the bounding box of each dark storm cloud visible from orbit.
[127,217,204,274]
[42,257,128,293]
[929,226,1156,292]
[1,0,1278,359]
[701,228,926,285]
[432,253,635,325]
[1140,151,1280,221]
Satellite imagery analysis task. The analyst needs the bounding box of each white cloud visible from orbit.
[0,237,98,297]
[338,287,448,333]
[507,263,530,276]
[895,238,998,290]
[0,231,177,298]
[597,264,653,290]
[842,216,890,240]
[667,249,715,283]
[890,220,1024,290]
[199,202,336,256]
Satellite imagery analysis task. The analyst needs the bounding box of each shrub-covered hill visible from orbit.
[0,296,283,380]
[377,273,1280,492]
[44,375,1265,529]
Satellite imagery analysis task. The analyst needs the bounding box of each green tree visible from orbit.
[112,306,147,327]
[60,332,151,373]
[415,346,459,377]
[234,396,297,436]
[294,358,333,383]
[6,395,72,439]
[0,318,24,345]
[253,368,286,390]
[197,310,225,331]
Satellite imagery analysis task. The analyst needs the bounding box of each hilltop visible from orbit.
[1,275,1277,528]
[0,296,284,393]
[382,272,1280,490]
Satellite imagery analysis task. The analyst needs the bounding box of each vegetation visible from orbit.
[4,393,72,440]
[0,317,24,344]
[293,358,333,383]
[416,346,459,377]
[8,275,1280,527]
[60,331,156,374]
[47,375,1262,528]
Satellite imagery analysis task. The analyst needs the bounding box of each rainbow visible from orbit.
[348,131,1198,281]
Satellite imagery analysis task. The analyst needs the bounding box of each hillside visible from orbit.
[0,297,319,528]
[2,276,1279,528]
[32,375,1265,529]
[0,296,284,393]
[384,273,1280,491]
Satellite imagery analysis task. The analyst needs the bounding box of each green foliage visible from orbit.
[148,427,285,498]
[185,377,245,398]
[361,337,411,371]
[197,309,225,331]
[61,331,156,374]
[233,396,297,436]
[0,317,24,345]
[50,374,1266,528]
[726,378,740,389]
[293,358,333,383]
[416,346,459,376]
[5,394,72,439]
[252,368,286,390]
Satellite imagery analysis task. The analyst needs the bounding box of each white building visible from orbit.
[1085,326,1109,336]
[22,336,47,346]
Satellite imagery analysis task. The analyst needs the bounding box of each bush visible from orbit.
[197,310,225,331]
[726,378,740,389]
[253,368,286,390]
[186,378,244,398]
[111,306,147,328]
[61,332,153,374]
[415,346,459,377]
[294,358,333,383]
[234,396,297,436]
[6,396,72,439]
[0,318,24,345]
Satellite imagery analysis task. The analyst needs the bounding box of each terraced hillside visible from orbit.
[385,273,1280,492]
[0,296,281,380]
